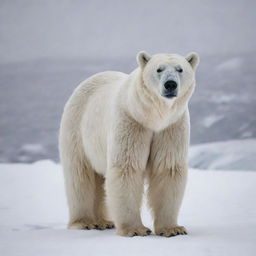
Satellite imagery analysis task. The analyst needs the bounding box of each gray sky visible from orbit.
[0,0,256,63]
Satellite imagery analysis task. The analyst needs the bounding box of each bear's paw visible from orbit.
[155,226,187,237]
[117,225,152,237]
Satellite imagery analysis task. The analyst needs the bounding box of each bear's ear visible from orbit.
[137,51,151,69]
[186,52,199,70]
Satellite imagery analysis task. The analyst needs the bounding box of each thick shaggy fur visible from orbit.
[59,51,199,237]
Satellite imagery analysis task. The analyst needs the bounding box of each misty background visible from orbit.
[0,0,256,164]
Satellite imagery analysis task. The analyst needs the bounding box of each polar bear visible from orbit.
[59,51,199,237]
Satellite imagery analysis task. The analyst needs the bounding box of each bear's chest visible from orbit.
[147,123,188,173]
[147,132,176,172]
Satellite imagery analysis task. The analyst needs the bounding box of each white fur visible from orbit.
[59,52,199,236]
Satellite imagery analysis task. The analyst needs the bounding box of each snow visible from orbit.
[20,144,46,154]
[216,58,243,71]
[189,139,256,171]
[201,115,224,128]
[0,160,255,255]
[209,94,236,104]
[17,144,47,162]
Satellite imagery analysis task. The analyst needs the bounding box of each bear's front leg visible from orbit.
[147,111,190,237]
[147,165,188,237]
[106,167,151,236]
[105,112,152,236]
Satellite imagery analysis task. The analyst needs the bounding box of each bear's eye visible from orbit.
[176,66,183,73]
[157,67,165,73]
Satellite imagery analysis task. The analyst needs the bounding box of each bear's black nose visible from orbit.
[164,80,177,91]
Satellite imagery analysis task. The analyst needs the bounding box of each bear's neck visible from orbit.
[126,69,193,132]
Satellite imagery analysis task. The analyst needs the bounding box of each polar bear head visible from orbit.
[137,51,199,101]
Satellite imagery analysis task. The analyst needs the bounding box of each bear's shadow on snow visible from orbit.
[25,224,52,230]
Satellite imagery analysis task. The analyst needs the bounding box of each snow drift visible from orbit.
[189,139,256,171]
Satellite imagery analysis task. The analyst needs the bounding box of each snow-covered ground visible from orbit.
[189,139,256,171]
[0,160,255,256]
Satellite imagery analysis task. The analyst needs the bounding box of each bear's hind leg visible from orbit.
[63,157,114,230]
[62,152,97,230]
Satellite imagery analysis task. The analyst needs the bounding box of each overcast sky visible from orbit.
[0,0,256,63]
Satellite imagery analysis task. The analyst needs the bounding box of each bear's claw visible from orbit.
[146,229,152,235]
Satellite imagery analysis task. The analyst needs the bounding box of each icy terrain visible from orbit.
[189,139,256,171]
[0,160,255,255]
